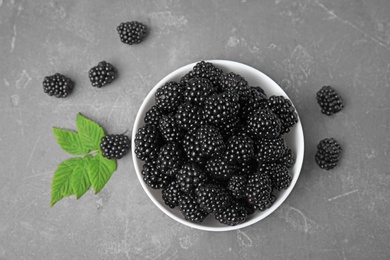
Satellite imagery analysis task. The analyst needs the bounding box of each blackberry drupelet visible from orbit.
[134,124,162,161]
[215,200,248,226]
[156,142,184,177]
[203,91,240,125]
[43,73,74,98]
[254,137,286,163]
[279,147,295,168]
[315,138,342,170]
[182,130,205,164]
[155,81,184,112]
[144,105,164,126]
[141,161,172,189]
[158,114,182,142]
[219,72,248,93]
[175,102,204,131]
[224,134,255,163]
[117,21,147,45]
[316,86,344,115]
[246,109,282,139]
[100,134,130,159]
[245,172,273,210]
[178,194,209,223]
[162,181,183,208]
[196,184,232,213]
[88,61,116,88]
[183,77,216,106]
[205,157,236,181]
[196,125,225,157]
[180,61,223,87]
[258,162,291,190]
[227,175,247,199]
[176,162,207,195]
[268,95,298,134]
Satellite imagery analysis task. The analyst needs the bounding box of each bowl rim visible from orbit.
[132,60,304,232]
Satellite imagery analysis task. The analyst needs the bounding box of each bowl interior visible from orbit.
[132,60,304,231]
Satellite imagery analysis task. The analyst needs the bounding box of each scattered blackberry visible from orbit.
[156,142,183,177]
[246,109,281,139]
[268,95,298,134]
[258,162,291,190]
[203,91,240,125]
[134,124,162,161]
[219,72,248,93]
[205,157,236,181]
[196,184,231,213]
[141,161,172,189]
[227,175,247,199]
[316,86,344,115]
[239,87,268,119]
[224,134,254,163]
[215,200,248,226]
[180,61,223,87]
[254,137,286,163]
[43,73,74,98]
[100,134,130,159]
[155,81,183,112]
[245,172,273,210]
[162,181,183,208]
[117,21,147,45]
[315,138,342,170]
[88,61,116,88]
[158,114,182,142]
[183,77,217,106]
[175,102,204,131]
[279,147,295,168]
[182,130,205,164]
[144,105,164,126]
[176,163,207,195]
[196,125,225,157]
[178,195,209,223]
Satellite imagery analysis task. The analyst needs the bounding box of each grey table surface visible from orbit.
[1,0,389,259]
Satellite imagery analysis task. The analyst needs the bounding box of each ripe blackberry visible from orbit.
[224,134,254,163]
[315,138,342,170]
[162,181,183,208]
[176,163,207,195]
[254,137,286,163]
[258,162,291,190]
[256,193,276,211]
[245,172,273,210]
[175,102,204,131]
[316,86,344,115]
[178,195,209,223]
[183,77,217,106]
[205,157,236,181]
[155,81,184,112]
[227,175,247,199]
[180,61,223,87]
[117,21,147,45]
[156,142,184,177]
[279,147,295,168]
[196,125,225,157]
[43,73,74,98]
[236,159,258,176]
[203,91,240,125]
[144,105,164,126]
[250,86,266,96]
[239,87,268,119]
[246,109,282,139]
[182,130,205,164]
[217,116,240,141]
[100,134,130,159]
[215,200,248,226]
[219,72,248,93]
[196,184,232,213]
[141,161,172,189]
[88,61,116,88]
[158,114,182,142]
[268,95,298,134]
[134,124,162,161]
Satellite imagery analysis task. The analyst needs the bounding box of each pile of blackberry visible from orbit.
[134,61,299,226]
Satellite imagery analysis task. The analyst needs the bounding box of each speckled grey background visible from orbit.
[1,0,389,259]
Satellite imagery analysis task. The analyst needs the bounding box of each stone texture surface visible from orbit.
[1,0,390,259]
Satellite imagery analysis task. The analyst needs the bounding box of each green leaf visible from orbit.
[76,113,105,151]
[71,156,92,199]
[50,157,83,207]
[52,127,89,155]
[88,151,117,194]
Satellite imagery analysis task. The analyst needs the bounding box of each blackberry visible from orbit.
[155,81,184,112]
[246,109,282,139]
[176,163,207,195]
[175,102,204,131]
[88,61,116,88]
[178,195,209,223]
[144,105,164,126]
[215,200,248,226]
[219,72,248,93]
[315,138,342,170]
[258,163,291,190]
[256,193,276,211]
[250,86,266,96]
[205,157,236,181]
[117,21,147,45]
[156,142,183,177]
[162,181,183,208]
[100,134,130,159]
[141,161,172,189]
[180,61,223,87]
[196,125,225,157]
[245,172,273,210]
[239,87,268,119]
[134,124,162,161]
[217,116,240,141]
[203,91,240,125]
[268,95,298,134]
[43,73,74,98]
[227,175,247,199]
[224,134,254,163]
[236,159,258,176]
[182,130,205,164]
[196,184,231,213]
[254,137,286,163]
[158,114,182,142]
[279,147,295,168]
[316,86,344,115]
[183,77,217,106]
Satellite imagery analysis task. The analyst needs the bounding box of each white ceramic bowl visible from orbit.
[132,60,304,231]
